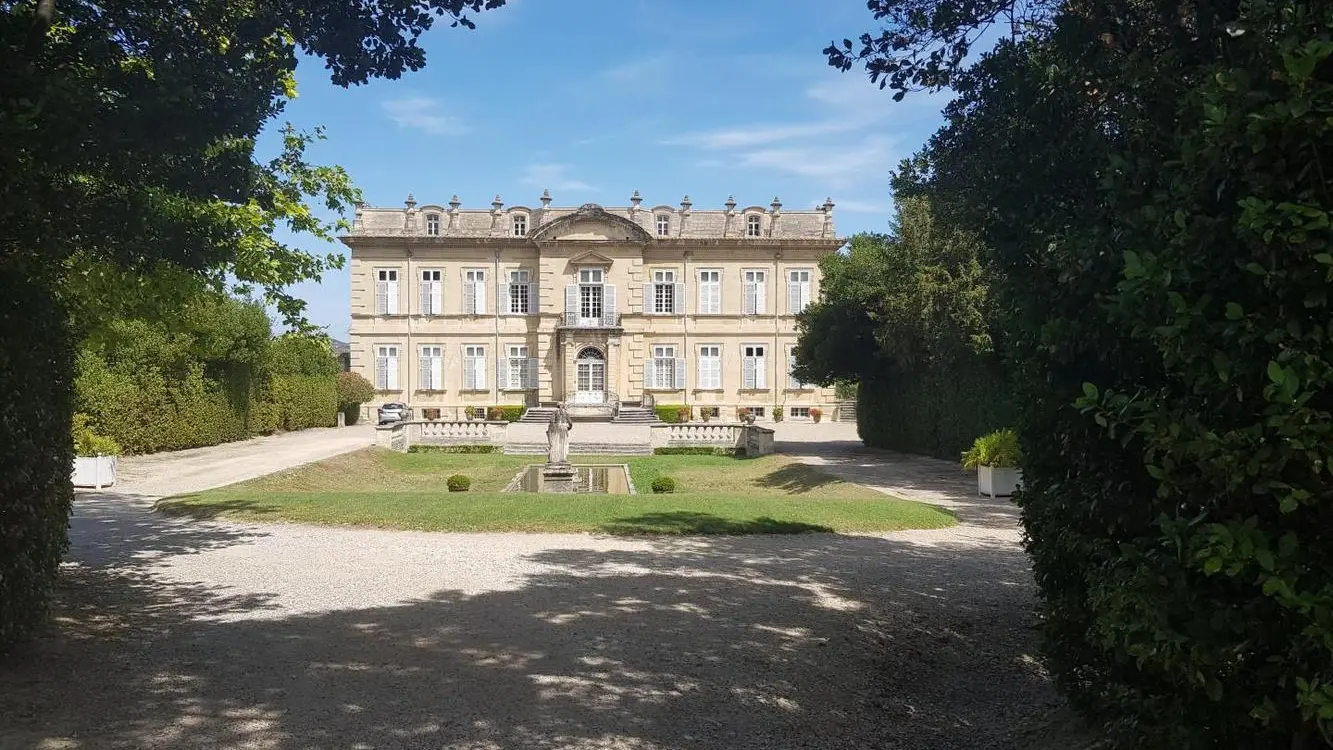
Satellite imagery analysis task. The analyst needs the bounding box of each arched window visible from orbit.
[576,346,605,360]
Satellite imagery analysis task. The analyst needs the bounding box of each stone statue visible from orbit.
[546,403,573,467]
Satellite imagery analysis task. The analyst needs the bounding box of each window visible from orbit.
[464,269,486,314]
[375,345,400,390]
[697,344,722,389]
[697,269,721,314]
[508,270,531,314]
[742,344,767,389]
[789,407,811,419]
[788,345,808,389]
[750,406,766,418]
[512,214,528,237]
[573,268,607,324]
[656,214,670,236]
[650,269,681,314]
[746,214,762,237]
[507,344,536,389]
[425,213,440,236]
[653,345,677,389]
[462,345,487,390]
[788,269,812,314]
[420,269,442,315]
[700,406,721,420]
[419,345,443,390]
[743,270,767,315]
[375,269,400,315]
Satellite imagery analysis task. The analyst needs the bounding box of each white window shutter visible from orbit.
[788,280,801,315]
[604,284,617,322]
[755,355,766,388]
[742,356,756,389]
[526,357,538,389]
[475,357,487,390]
[673,283,685,314]
[565,284,578,315]
[463,357,476,390]
[376,281,388,314]
[711,357,722,389]
[755,280,767,314]
[376,355,388,389]
[674,358,686,389]
[420,354,431,390]
[644,358,656,389]
[463,278,476,314]
[473,280,486,314]
[432,356,442,390]
[498,279,510,315]
[432,283,443,316]
[387,353,399,390]
[643,283,654,314]
[498,357,508,389]
[531,282,540,315]
[789,353,799,388]
[420,281,432,315]
[387,281,399,315]
[744,282,757,315]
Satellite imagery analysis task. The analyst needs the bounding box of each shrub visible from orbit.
[498,405,526,422]
[736,406,751,422]
[446,474,471,492]
[249,401,281,435]
[655,404,689,423]
[465,406,485,420]
[834,381,858,400]
[653,447,735,457]
[772,408,784,422]
[960,429,1020,469]
[1,268,74,652]
[700,408,712,423]
[269,374,338,431]
[337,372,374,424]
[72,413,121,456]
[407,445,498,454]
[650,476,676,494]
[809,407,822,424]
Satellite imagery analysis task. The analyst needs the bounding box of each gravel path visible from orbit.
[0,425,1091,749]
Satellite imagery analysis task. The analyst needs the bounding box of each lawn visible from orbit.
[157,449,957,535]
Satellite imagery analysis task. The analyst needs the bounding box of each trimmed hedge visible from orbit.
[1,267,74,652]
[407,445,499,454]
[654,404,690,423]
[653,446,737,456]
[446,474,471,492]
[856,362,1012,460]
[487,405,526,422]
[270,375,337,431]
[650,476,677,494]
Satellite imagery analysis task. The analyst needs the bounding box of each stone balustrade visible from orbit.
[649,422,775,456]
[375,420,508,452]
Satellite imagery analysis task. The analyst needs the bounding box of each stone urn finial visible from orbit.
[541,188,552,207]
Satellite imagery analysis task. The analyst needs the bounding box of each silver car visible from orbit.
[377,402,409,425]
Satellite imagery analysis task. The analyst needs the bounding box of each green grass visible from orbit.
[157,449,957,535]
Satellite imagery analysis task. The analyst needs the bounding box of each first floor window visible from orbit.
[463,345,487,390]
[698,270,721,314]
[788,269,812,314]
[507,345,535,389]
[509,270,531,314]
[419,345,443,390]
[376,269,399,315]
[420,269,442,315]
[651,270,678,314]
[788,346,808,389]
[375,345,400,390]
[697,344,722,389]
[464,270,486,314]
[744,270,767,315]
[743,344,767,389]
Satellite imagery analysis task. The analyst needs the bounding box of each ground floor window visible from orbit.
[789,406,811,419]
[700,406,721,419]
[749,406,766,418]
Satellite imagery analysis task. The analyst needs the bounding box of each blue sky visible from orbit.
[263,0,951,338]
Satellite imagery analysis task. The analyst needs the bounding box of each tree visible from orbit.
[0,0,506,651]
[831,0,1333,745]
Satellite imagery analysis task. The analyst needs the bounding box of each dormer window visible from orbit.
[425,213,440,236]
[512,214,528,237]
[746,214,762,237]
[656,214,670,237]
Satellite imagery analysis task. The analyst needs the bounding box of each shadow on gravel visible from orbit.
[68,492,269,568]
[598,511,833,535]
[1,530,1095,749]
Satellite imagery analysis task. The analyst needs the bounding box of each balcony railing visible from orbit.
[561,311,621,328]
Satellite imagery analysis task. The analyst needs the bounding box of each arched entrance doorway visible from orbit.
[574,346,606,404]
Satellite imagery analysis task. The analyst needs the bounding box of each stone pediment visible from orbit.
[567,250,616,266]
[529,203,653,244]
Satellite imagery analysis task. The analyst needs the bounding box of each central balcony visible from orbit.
[560,312,621,329]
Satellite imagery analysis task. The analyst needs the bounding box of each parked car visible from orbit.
[377,402,409,424]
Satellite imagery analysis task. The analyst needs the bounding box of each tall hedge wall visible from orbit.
[0,267,74,651]
[857,359,1012,460]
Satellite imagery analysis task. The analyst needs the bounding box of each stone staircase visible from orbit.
[504,442,653,456]
[835,400,858,423]
[612,406,660,424]
[519,407,556,424]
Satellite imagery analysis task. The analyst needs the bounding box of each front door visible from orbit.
[574,347,606,404]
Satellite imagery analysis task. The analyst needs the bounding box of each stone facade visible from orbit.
[341,192,841,421]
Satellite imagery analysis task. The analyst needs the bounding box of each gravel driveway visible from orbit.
[0,425,1092,749]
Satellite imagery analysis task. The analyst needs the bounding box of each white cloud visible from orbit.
[381,97,469,135]
[519,164,594,192]
[735,136,900,189]
[665,119,864,150]
[827,198,891,214]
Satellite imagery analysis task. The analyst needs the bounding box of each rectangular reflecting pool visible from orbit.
[506,464,635,494]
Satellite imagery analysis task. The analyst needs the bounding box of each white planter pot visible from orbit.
[72,455,118,489]
[977,465,1021,498]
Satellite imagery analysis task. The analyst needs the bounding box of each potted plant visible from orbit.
[72,413,121,489]
[676,406,691,423]
[700,408,712,423]
[809,406,823,424]
[422,407,441,421]
[962,429,1023,498]
[772,406,784,423]
[736,406,755,425]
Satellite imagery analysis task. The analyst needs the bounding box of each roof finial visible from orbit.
[770,196,783,213]
[492,194,504,211]
[630,189,642,207]
[724,195,737,212]
[680,194,692,210]
[405,193,417,209]
[449,194,461,210]
[540,188,552,207]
